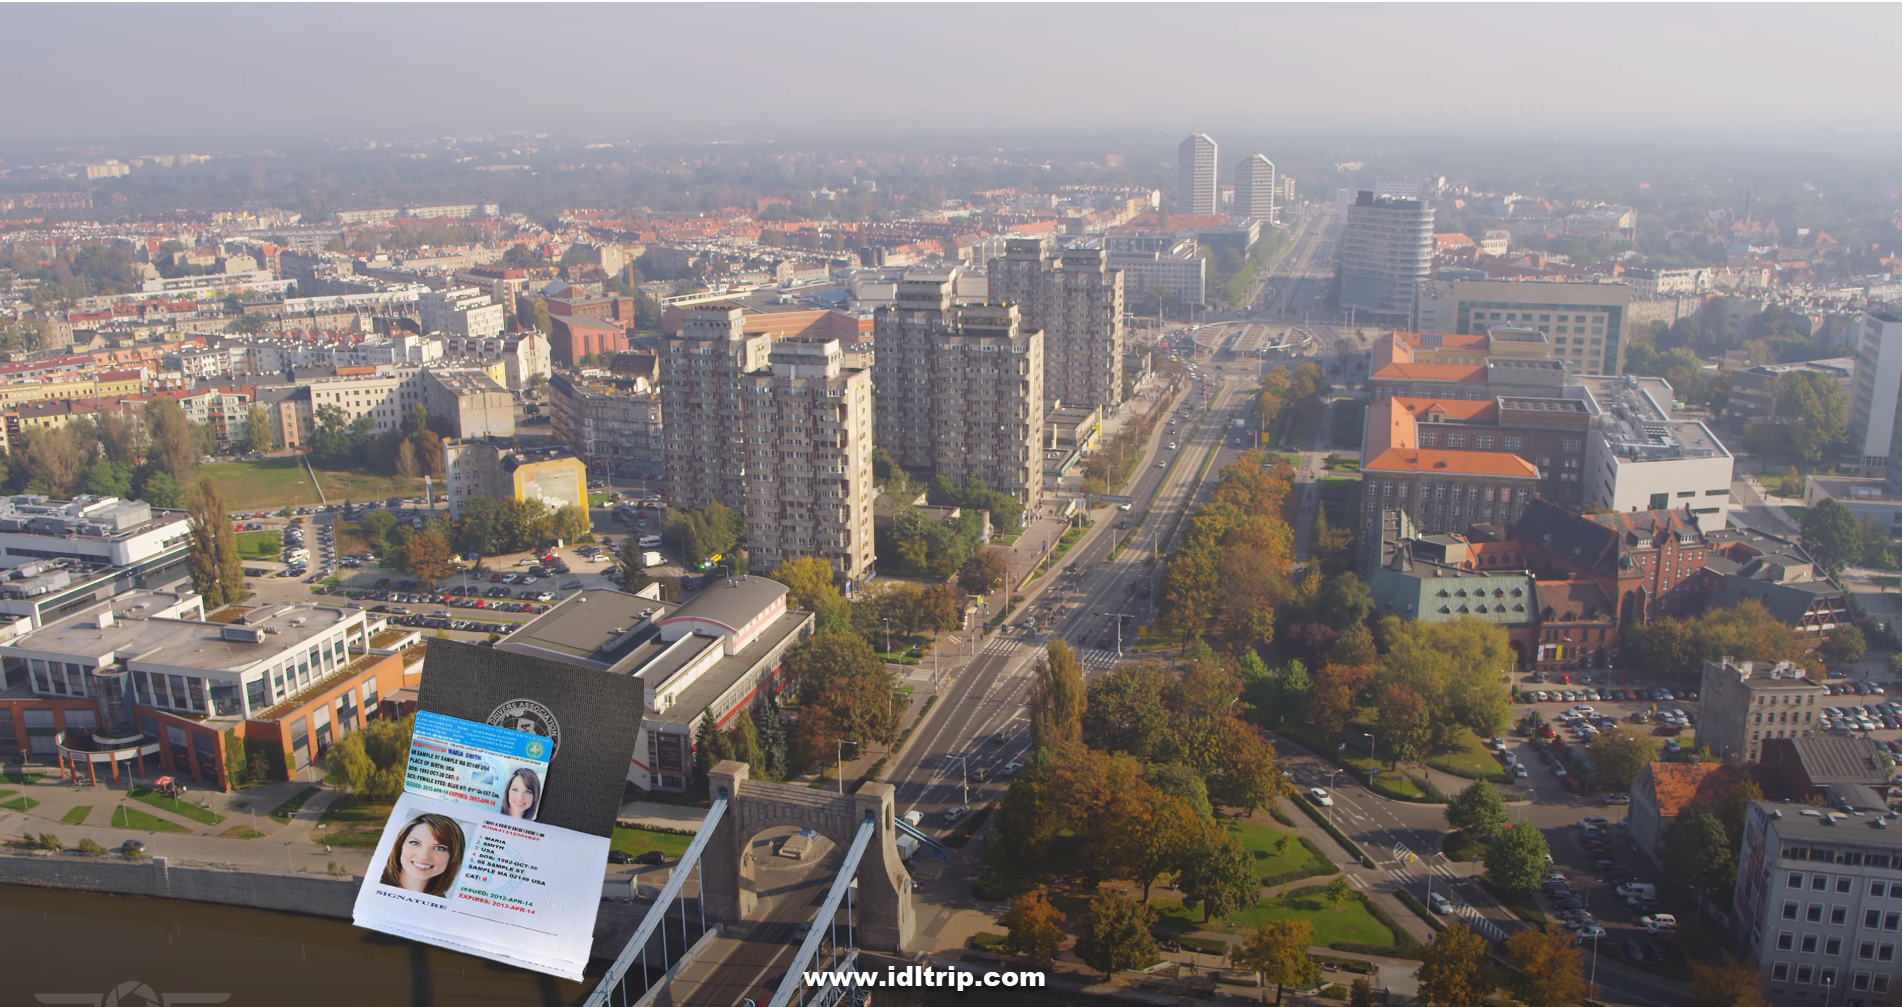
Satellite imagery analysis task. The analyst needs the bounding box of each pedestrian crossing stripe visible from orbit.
[1078,649,1119,669]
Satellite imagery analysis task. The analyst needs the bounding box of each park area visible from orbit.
[200,456,426,511]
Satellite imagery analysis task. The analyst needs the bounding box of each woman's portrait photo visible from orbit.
[380,813,466,897]
[502,767,542,821]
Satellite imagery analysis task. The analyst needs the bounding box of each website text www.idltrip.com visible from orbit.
[802,965,1047,992]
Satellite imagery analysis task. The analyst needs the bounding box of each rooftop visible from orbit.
[1752,800,1902,841]
[1,593,358,673]
[1779,736,1892,787]
[0,495,180,541]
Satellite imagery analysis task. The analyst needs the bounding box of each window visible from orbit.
[1864,909,1880,928]
[1811,905,1826,923]
[1804,935,1819,952]
[1822,967,1838,988]
[1879,974,1893,993]
[1797,965,1814,984]
[1505,436,1525,451]
[1886,913,1900,931]
[1861,941,1877,960]
[1561,439,1582,453]
[1840,878,1854,894]
[1816,876,1831,891]
[1780,932,1796,950]
[1835,907,1850,925]
[1828,937,1844,955]
[1856,973,1872,992]
[1773,963,1790,981]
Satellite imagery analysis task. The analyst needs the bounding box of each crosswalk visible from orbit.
[1077,649,1121,670]
[981,638,1022,657]
[1384,843,1515,943]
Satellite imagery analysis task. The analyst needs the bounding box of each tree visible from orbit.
[772,556,851,635]
[754,696,790,781]
[787,634,900,764]
[1073,884,1158,980]
[399,528,460,587]
[1502,923,1590,1007]
[1713,779,1764,849]
[1376,683,1430,766]
[1802,499,1863,575]
[1179,829,1258,922]
[1485,822,1551,892]
[98,407,150,467]
[1322,875,1352,905]
[1234,919,1319,1005]
[186,477,245,607]
[551,502,594,544]
[137,470,184,508]
[1143,762,1213,820]
[1445,781,1508,841]
[1821,624,1868,666]
[84,458,133,499]
[244,406,274,453]
[1687,952,1768,1007]
[1100,788,1208,899]
[998,889,1066,962]
[1414,920,1493,1007]
[148,399,199,481]
[1083,662,1171,758]
[1775,369,1848,462]
[531,300,552,335]
[325,715,412,800]
[958,548,1009,595]
[1029,640,1087,751]
[1377,617,1513,745]
[1349,976,1375,1007]
[1661,808,1736,894]
[1588,727,1660,790]
[21,425,92,497]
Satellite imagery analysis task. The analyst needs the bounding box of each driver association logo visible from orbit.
[36,980,229,1005]
[486,698,562,755]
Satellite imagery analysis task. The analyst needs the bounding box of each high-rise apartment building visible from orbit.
[741,340,875,579]
[1340,190,1435,322]
[662,306,770,511]
[1852,307,1902,477]
[986,240,1125,410]
[1233,154,1277,221]
[1176,134,1218,216]
[872,275,1045,513]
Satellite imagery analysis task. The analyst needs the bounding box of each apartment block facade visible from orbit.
[1340,190,1434,321]
[986,240,1124,410]
[548,373,664,478]
[873,276,1046,511]
[662,305,771,511]
[741,340,875,579]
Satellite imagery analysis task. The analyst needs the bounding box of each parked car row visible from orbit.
[315,585,551,615]
[388,615,517,634]
[1523,687,1696,704]
[1823,702,1902,733]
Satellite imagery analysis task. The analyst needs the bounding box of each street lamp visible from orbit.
[945,753,970,806]
[836,740,860,795]
[882,618,892,656]
[1098,611,1136,656]
[1361,732,1377,766]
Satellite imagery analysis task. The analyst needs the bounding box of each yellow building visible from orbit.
[442,440,588,520]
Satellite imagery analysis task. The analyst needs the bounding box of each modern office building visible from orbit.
[662,305,772,512]
[1852,307,1902,476]
[741,339,876,579]
[1415,278,1631,376]
[1733,793,1902,1001]
[495,579,813,795]
[986,240,1124,410]
[1233,154,1277,221]
[1340,191,1434,322]
[1176,133,1219,216]
[872,275,1046,513]
[1698,658,1827,764]
[1576,375,1735,533]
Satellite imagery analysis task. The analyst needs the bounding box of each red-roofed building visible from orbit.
[1361,395,1594,535]
[1629,761,1757,869]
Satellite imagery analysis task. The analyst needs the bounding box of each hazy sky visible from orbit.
[5,4,1900,147]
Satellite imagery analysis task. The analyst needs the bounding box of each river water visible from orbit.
[1,884,592,1006]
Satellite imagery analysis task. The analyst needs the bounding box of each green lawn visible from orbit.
[221,826,267,839]
[610,826,696,860]
[201,457,426,511]
[1426,732,1509,783]
[1156,885,1395,947]
[60,805,92,825]
[315,799,394,848]
[129,786,225,826]
[2,796,37,811]
[111,806,189,832]
[1229,819,1337,885]
[234,530,282,560]
[268,785,321,825]
[3,767,43,785]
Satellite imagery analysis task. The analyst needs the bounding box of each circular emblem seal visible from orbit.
[486,698,561,756]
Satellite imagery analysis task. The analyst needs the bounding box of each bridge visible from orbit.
[583,760,914,1007]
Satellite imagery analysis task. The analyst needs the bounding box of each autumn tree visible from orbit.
[958,548,1009,595]
[1662,808,1736,894]
[185,477,245,606]
[244,405,274,453]
[1502,923,1590,1007]
[1376,617,1513,744]
[1376,683,1431,766]
[1073,884,1157,980]
[1029,640,1087,751]
[787,633,900,765]
[1179,829,1259,923]
[1687,952,1768,1007]
[1713,779,1765,849]
[772,556,851,635]
[399,528,460,586]
[998,888,1066,962]
[148,399,199,482]
[1414,920,1494,1007]
[1100,787,1209,899]
[1083,662,1172,757]
[551,502,594,544]
[20,425,93,497]
[1234,919,1319,1005]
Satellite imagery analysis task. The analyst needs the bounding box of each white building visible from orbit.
[1340,190,1434,321]
[1176,133,1218,216]
[1850,308,1902,474]
[0,496,189,572]
[419,287,506,340]
[1106,238,1207,307]
[1233,153,1277,221]
[1576,375,1735,533]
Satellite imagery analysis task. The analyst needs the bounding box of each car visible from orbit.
[1579,817,1609,829]
[561,580,583,590]
[607,850,631,864]
[1564,915,1598,931]
[1640,913,1677,929]
[1156,460,1166,468]
[1309,788,1334,807]
[121,839,146,854]
[634,850,667,865]
[1575,926,1608,942]
[943,806,970,825]
[1604,793,1631,805]
[793,922,812,940]
[1427,893,1452,915]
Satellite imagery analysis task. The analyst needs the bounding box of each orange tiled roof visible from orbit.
[1643,762,1719,817]
[1365,449,1541,478]
[1372,361,1488,383]
[1399,398,1497,421]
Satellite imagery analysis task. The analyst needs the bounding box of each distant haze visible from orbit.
[3,3,1899,145]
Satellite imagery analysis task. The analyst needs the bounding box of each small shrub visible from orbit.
[37,832,64,851]
[75,838,107,855]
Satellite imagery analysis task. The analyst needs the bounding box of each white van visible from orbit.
[638,535,662,548]
[1615,882,1656,900]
